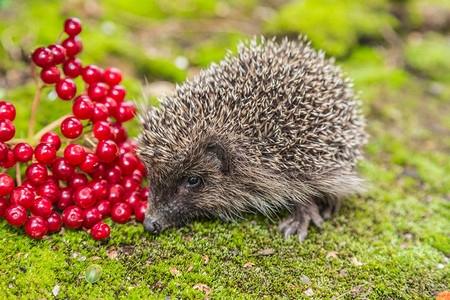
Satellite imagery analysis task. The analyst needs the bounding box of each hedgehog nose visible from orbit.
[143,218,161,234]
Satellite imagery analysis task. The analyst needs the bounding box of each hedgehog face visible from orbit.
[142,141,231,234]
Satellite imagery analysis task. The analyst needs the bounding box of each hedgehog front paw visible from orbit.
[278,202,324,243]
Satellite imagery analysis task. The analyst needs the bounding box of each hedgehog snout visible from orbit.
[143,217,162,234]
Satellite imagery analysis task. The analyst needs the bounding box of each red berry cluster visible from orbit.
[0,17,148,241]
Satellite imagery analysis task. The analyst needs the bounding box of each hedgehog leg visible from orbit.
[278,202,324,243]
[318,195,341,220]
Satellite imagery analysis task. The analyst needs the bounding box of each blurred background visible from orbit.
[0,0,448,180]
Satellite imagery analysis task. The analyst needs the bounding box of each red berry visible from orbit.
[1,150,16,168]
[0,118,15,142]
[111,202,131,223]
[34,143,57,165]
[108,85,126,102]
[78,153,100,173]
[124,191,141,209]
[88,179,108,200]
[108,184,125,204]
[24,216,48,239]
[82,207,102,228]
[62,36,82,57]
[46,211,62,232]
[0,101,16,121]
[31,197,53,218]
[134,201,147,222]
[47,175,60,187]
[57,187,74,210]
[104,67,122,86]
[81,65,103,84]
[0,196,10,217]
[25,163,48,186]
[95,200,111,219]
[32,47,54,68]
[72,95,94,120]
[102,96,118,117]
[64,143,86,165]
[122,177,140,192]
[116,101,136,123]
[93,121,111,140]
[62,206,84,229]
[88,82,108,101]
[132,169,144,183]
[139,187,150,200]
[56,77,77,100]
[73,186,96,209]
[119,153,138,176]
[40,131,62,150]
[51,157,75,181]
[64,17,82,36]
[61,117,83,138]
[5,204,28,226]
[90,103,109,123]
[48,44,66,65]
[40,66,61,84]
[0,141,7,162]
[10,186,34,209]
[68,173,88,189]
[21,179,37,191]
[91,222,110,240]
[0,174,14,196]
[88,162,107,179]
[36,182,59,203]
[62,57,82,78]
[96,140,118,163]
[106,165,122,184]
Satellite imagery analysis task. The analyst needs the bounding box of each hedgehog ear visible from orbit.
[205,142,230,174]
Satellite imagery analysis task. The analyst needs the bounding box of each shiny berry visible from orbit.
[90,103,108,123]
[106,166,122,184]
[62,206,84,229]
[88,162,107,179]
[116,101,136,123]
[5,204,27,226]
[122,177,139,193]
[124,191,141,209]
[40,131,62,150]
[36,182,59,203]
[0,101,16,121]
[64,17,82,36]
[0,118,15,142]
[134,201,147,222]
[81,65,103,84]
[64,143,86,165]
[0,196,10,217]
[73,186,96,208]
[34,143,57,165]
[68,173,88,189]
[119,153,138,176]
[82,207,102,228]
[88,82,108,101]
[111,202,132,223]
[103,96,118,117]
[108,184,125,204]
[139,187,150,200]
[46,211,62,233]
[78,153,100,173]
[1,150,16,168]
[32,47,54,68]
[88,179,108,200]
[104,67,122,86]
[108,85,126,102]
[31,197,53,218]
[93,121,111,140]
[10,186,34,209]
[57,187,74,210]
[0,141,7,162]
[13,143,33,162]
[96,140,118,163]
[62,57,82,78]
[25,216,48,239]
[72,96,94,120]
[40,66,61,84]
[51,157,75,181]
[91,222,110,240]
[48,44,66,65]
[25,163,48,186]
[0,174,14,196]
[62,36,82,57]
[95,200,111,219]
[56,77,77,100]
[61,117,83,138]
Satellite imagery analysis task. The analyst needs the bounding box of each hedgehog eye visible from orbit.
[186,176,201,188]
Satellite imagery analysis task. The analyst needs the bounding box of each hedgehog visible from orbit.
[136,36,368,242]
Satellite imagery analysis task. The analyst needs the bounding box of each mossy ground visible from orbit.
[0,0,448,298]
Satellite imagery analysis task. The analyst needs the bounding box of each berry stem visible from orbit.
[84,137,97,148]
[15,163,22,186]
[34,113,74,141]
[28,84,44,139]
[7,138,28,146]
[56,31,64,44]
[30,61,39,86]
